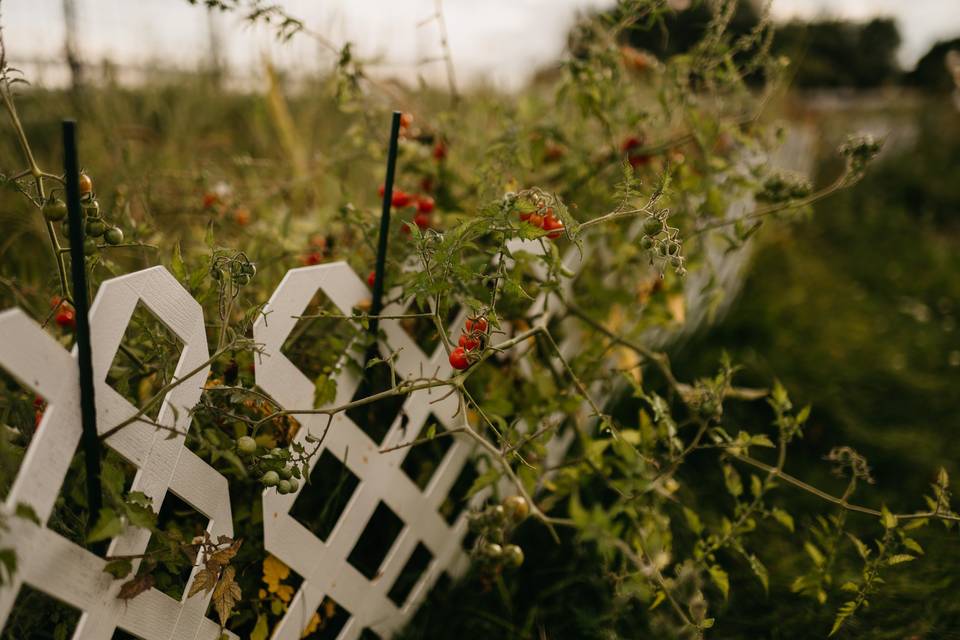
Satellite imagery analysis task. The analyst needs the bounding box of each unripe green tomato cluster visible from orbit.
[46,174,125,251]
[469,495,530,571]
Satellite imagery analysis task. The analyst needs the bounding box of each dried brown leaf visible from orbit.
[212,565,242,627]
[187,566,218,598]
[117,574,155,600]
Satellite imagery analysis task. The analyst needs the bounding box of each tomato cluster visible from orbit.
[377,183,438,233]
[519,203,564,240]
[449,316,488,371]
[639,214,686,275]
[45,173,124,252]
[469,495,530,573]
[236,436,303,495]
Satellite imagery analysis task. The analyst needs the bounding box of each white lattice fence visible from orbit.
[0,267,235,640]
[0,212,743,639]
[254,263,480,639]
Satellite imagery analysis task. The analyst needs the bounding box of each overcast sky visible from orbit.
[1,1,958,89]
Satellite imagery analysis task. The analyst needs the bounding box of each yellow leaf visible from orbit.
[263,554,291,590]
[272,583,294,603]
[300,612,321,638]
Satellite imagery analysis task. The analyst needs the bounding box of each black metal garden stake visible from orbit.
[367,111,402,345]
[63,119,103,543]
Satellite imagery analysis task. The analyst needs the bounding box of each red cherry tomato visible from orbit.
[416,196,435,214]
[301,252,322,266]
[528,213,543,227]
[459,334,480,351]
[202,192,219,209]
[55,309,76,330]
[433,141,447,161]
[621,136,643,153]
[367,271,377,288]
[392,190,412,208]
[449,347,470,370]
[628,153,652,168]
[543,214,565,239]
[519,211,532,221]
[378,184,386,197]
[400,112,414,129]
[413,212,431,230]
[465,317,488,334]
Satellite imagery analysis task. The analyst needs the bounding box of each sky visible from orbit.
[1,0,958,90]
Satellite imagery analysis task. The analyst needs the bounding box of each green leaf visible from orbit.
[887,553,916,565]
[0,548,17,583]
[881,505,897,529]
[805,541,825,566]
[749,434,775,448]
[708,565,729,600]
[830,601,858,636]
[901,537,924,555]
[251,615,269,640]
[746,553,769,592]
[722,463,743,497]
[172,243,186,282]
[103,559,133,579]
[683,507,703,536]
[771,508,795,532]
[87,508,122,543]
[14,502,40,525]
[649,590,666,611]
[847,533,870,560]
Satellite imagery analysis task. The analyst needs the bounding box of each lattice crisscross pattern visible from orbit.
[0,266,235,640]
[255,263,479,640]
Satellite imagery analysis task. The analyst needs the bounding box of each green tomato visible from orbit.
[83,237,98,254]
[82,200,100,217]
[642,217,663,236]
[481,542,503,560]
[261,470,280,487]
[639,235,655,250]
[85,219,106,237]
[502,495,529,522]
[487,504,506,525]
[286,478,299,493]
[104,227,124,245]
[236,436,257,455]
[503,544,524,568]
[43,199,68,222]
[277,479,292,494]
[278,466,293,480]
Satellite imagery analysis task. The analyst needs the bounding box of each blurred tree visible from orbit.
[774,18,901,88]
[906,37,960,92]
[608,2,903,88]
